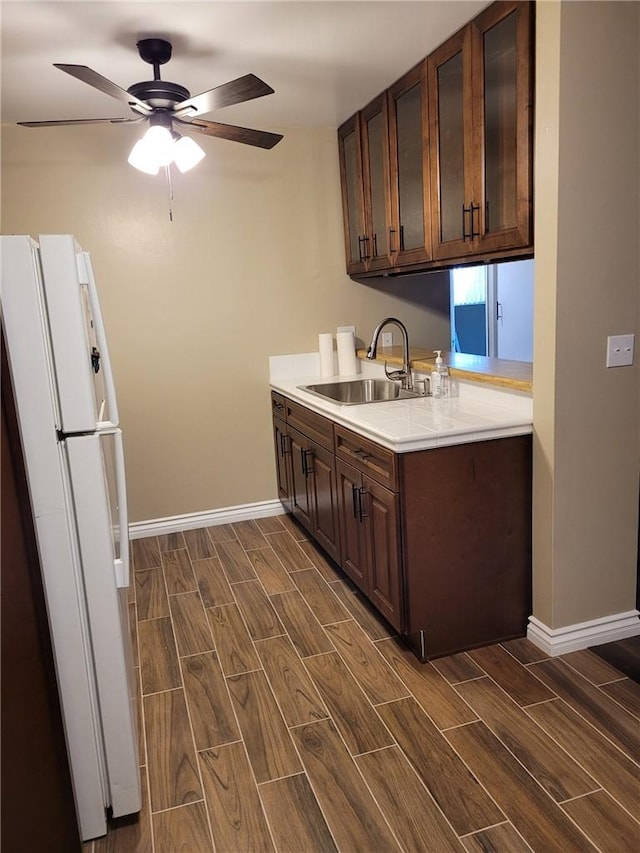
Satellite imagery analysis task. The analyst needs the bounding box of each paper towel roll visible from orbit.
[319,333,334,377]
[337,330,357,376]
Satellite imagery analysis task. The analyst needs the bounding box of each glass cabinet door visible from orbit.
[338,116,367,273]
[483,10,518,234]
[361,94,391,269]
[473,0,532,251]
[388,63,431,266]
[428,27,475,260]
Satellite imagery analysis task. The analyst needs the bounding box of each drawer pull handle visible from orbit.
[353,448,371,461]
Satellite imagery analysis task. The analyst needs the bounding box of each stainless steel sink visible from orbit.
[299,378,419,405]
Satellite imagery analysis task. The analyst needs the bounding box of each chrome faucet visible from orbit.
[366,317,413,390]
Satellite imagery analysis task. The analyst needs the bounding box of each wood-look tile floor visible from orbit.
[83,514,640,853]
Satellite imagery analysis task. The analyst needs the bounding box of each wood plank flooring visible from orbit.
[84,514,640,853]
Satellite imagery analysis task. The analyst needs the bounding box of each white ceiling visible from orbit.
[1,1,489,131]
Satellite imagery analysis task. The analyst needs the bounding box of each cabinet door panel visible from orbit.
[361,95,392,270]
[338,116,367,274]
[483,10,518,234]
[473,0,533,252]
[364,478,403,632]
[388,63,431,266]
[288,427,313,533]
[272,416,292,512]
[336,460,368,590]
[310,442,341,564]
[428,27,475,260]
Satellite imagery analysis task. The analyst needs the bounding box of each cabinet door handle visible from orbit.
[372,232,378,258]
[462,204,472,241]
[358,235,371,262]
[351,484,360,520]
[279,433,291,456]
[485,200,490,233]
[471,202,480,239]
[358,487,369,522]
[389,228,397,254]
[399,224,405,252]
[301,448,314,477]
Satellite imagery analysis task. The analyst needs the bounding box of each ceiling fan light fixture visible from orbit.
[127,138,160,174]
[173,135,206,173]
[128,124,175,173]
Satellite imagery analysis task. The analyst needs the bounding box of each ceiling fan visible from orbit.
[18,38,284,174]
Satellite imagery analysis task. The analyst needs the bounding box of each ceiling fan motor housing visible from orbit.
[127,80,191,110]
[128,38,190,110]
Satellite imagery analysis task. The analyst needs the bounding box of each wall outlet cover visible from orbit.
[381,332,393,347]
[606,334,635,368]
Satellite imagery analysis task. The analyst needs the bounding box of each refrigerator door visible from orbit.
[1,235,111,840]
[64,429,140,819]
[37,234,119,432]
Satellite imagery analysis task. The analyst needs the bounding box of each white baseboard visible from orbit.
[129,499,285,539]
[527,611,640,656]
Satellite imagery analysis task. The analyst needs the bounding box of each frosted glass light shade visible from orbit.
[173,136,206,173]
[127,138,160,174]
[128,125,175,173]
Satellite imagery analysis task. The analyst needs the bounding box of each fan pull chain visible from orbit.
[164,164,174,222]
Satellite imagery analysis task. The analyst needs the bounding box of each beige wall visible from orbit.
[533,1,640,627]
[1,124,450,521]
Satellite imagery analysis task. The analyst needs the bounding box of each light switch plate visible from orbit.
[606,334,635,367]
[337,325,356,337]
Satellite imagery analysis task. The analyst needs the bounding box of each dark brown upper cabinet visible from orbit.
[388,62,432,267]
[338,115,367,275]
[337,0,533,277]
[428,0,533,260]
[360,93,393,271]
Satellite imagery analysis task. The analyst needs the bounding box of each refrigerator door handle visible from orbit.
[78,251,120,429]
[112,429,130,589]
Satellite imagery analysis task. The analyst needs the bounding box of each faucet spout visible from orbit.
[366,317,413,390]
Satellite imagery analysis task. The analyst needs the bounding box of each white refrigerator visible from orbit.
[1,234,141,840]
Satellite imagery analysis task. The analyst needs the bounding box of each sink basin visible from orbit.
[299,379,419,405]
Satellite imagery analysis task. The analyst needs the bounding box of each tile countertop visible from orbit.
[269,354,533,454]
[356,347,533,393]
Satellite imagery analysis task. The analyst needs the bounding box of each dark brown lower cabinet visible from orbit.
[272,414,292,512]
[336,459,403,631]
[271,393,341,565]
[271,391,532,661]
[288,425,341,563]
[399,435,532,661]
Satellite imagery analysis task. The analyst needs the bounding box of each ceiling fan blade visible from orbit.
[18,116,148,128]
[173,73,274,118]
[178,118,283,149]
[54,64,153,115]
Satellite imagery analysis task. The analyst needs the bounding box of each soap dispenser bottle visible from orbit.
[431,350,449,398]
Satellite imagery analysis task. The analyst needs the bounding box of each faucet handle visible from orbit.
[416,377,431,397]
[384,362,409,386]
